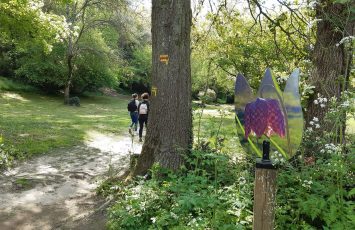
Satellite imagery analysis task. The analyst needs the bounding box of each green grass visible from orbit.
[0,90,130,156]
[347,117,355,134]
[193,105,243,154]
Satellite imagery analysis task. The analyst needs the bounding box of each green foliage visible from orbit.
[14,43,67,90]
[68,96,80,106]
[191,4,314,101]
[276,152,354,229]
[0,76,37,92]
[107,151,254,230]
[301,90,354,156]
[14,26,122,93]
[277,89,355,228]
[72,29,120,92]
[106,101,354,229]
[0,136,25,170]
[0,0,67,51]
[118,43,152,90]
[106,144,354,229]
[198,89,217,104]
[0,0,151,95]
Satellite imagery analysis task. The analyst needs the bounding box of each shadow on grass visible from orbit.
[0,91,131,158]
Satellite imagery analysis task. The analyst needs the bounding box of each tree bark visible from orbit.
[65,52,73,104]
[64,79,71,104]
[64,3,74,105]
[306,1,354,138]
[133,0,192,176]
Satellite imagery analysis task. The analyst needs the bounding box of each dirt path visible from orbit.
[0,131,142,230]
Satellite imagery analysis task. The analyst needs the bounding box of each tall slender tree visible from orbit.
[62,0,131,104]
[133,0,192,175]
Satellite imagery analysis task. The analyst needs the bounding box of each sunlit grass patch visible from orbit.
[1,92,30,102]
[347,117,355,134]
[0,90,130,157]
[193,104,243,155]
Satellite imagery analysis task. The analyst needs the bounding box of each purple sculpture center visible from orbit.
[244,98,285,139]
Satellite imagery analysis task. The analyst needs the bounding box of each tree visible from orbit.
[306,0,354,143]
[191,4,309,101]
[63,0,98,104]
[245,0,354,144]
[0,0,68,76]
[133,0,192,175]
[1,0,152,95]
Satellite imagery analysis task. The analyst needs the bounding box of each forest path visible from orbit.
[0,131,142,230]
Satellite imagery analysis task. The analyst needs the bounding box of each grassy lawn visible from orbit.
[347,117,355,134]
[0,90,130,156]
[192,104,243,154]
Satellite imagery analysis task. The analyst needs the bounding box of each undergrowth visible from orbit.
[106,150,254,230]
[0,136,25,170]
[104,148,354,229]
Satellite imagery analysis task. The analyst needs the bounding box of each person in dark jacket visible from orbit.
[127,93,139,132]
[138,93,149,142]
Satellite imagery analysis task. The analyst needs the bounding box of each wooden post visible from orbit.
[253,141,277,230]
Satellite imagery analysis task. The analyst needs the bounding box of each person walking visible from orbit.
[127,93,139,132]
[138,93,149,142]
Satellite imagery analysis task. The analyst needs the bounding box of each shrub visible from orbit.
[0,76,37,92]
[68,96,80,106]
[276,152,354,229]
[198,89,217,104]
[107,151,254,230]
[0,137,24,170]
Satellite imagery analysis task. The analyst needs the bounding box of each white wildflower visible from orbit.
[341,101,350,108]
[336,36,355,47]
[308,1,317,8]
[170,212,178,220]
[239,177,246,185]
[302,180,312,189]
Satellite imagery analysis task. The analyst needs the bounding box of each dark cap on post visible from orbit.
[256,141,277,169]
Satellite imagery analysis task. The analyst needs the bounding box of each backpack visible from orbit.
[127,100,137,112]
[139,102,149,115]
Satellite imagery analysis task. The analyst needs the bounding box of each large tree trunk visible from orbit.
[306,1,354,141]
[133,0,192,176]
